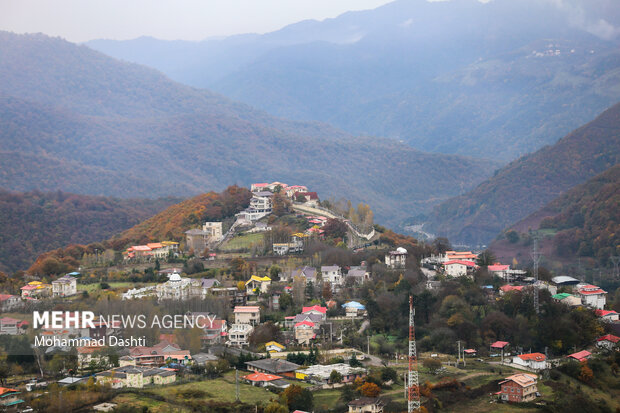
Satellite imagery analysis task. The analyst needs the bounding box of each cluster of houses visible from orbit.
[124,241,179,261]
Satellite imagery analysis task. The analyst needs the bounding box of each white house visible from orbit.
[237,192,274,222]
[0,294,21,311]
[227,324,253,347]
[202,222,223,241]
[245,276,271,295]
[443,260,476,277]
[385,248,407,269]
[52,275,77,297]
[595,309,619,322]
[576,284,607,310]
[487,264,510,279]
[512,353,547,371]
[302,305,327,321]
[321,266,343,286]
[596,334,620,350]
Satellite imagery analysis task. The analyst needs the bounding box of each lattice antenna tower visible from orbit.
[530,234,542,314]
[408,295,421,412]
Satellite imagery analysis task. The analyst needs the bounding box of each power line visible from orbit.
[530,234,542,314]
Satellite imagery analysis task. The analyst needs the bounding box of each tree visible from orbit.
[381,367,398,383]
[282,384,314,411]
[433,237,452,254]
[476,249,496,267]
[265,401,288,413]
[505,230,519,244]
[323,218,348,240]
[269,265,282,280]
[359,382,381,397]
[321,282,333,300]
[249,322,282,348]
[330,369,343,384]
[423,358,442,374]
[349,354,362,367]
[272,193,290,217]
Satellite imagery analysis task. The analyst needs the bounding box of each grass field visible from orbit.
[77,281,153,293]
[112,392,190,412]
[219,233,264,251]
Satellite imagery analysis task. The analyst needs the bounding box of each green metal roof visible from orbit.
[552,293,572,300]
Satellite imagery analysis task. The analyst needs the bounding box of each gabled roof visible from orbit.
[295,321,315,328]
[491,341,509,349]
[488,264,510,271]
[342,301,366,310]
[265,341,285,349]
[444,260,476,267]
[0,387,19,396]
[597,334,620,344]
[595,309,619,317]
[348,397,386,407]
[552,293,573,300]
[499,373,537,387]
[0,294,16,301]
[566,350,591,361]
[517,353,546,362]
[234,306,260,313]
[500,285,524,292]
[302,305,327,314]
[577,285,607,295]
[248,275,271,283]
[245,359,300,373]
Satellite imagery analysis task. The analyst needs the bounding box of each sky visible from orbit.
[0,0,396,43]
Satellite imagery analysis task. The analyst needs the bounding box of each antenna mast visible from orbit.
[408,295,421,412]
[531,235,542,314]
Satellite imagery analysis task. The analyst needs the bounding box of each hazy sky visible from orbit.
[0,0,396,42]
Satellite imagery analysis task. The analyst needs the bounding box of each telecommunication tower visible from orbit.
[531,235,542,314]
[408,295,421,412]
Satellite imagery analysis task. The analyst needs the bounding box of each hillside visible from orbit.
[27,186,251,275]
[0,189,178,274]
[423,102,620,245]
[0,31,498,227]
[87,0,620,161]
[491,164,620,266]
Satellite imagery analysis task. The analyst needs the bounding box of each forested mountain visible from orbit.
[0,189,178,273]
[494,164,620,265]
[87,0,620,160]
[424,102,620,245]
[0,31,498,228]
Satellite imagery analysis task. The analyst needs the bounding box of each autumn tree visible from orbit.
[359,382,381,397]
[323,218,348,240]
[281,384,314,411]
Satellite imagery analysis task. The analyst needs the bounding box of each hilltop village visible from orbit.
[0,182,618,413]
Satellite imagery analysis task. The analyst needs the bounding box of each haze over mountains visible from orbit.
[87,0,620,160]
[0,31,497,229]
[424,102,620,245]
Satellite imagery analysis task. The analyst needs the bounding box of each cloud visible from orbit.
[549,0,620,40]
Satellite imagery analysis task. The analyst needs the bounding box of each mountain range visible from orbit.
[424,102,620,245]
[0,31,498,232]
[87,0,620,161]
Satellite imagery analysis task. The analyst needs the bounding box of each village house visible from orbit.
[596,334,620,350]
[202,222,223,240]
[227,323,253,347]
[552,293,582,307]
[348,397,386,413]
[499,285,524,296]
[96,366,176,388]
[346,266,369,285]
[296,363,367,384]
[191,352,219,366]
[237,191,274,222]
[284,266,317,283]
[487,264,510,279]
[234,306,261,325]
[445,251,478,261]
[294,321,317,345]
[595,309,619,322]
[52,275,77,297]
[385,248,407,269]
[285,313,323,329]
[77,345,109,370]
[245,275,271,295]
[273,235,304,255]
[194,314,227,345]
[120,341,191,367]
[322,265,343,286]
[512,353,547,371]
[243,372,290,389]
[498,373,538,403]
[265,341,286,353]
[245,359,300,378]
[566,350,591,362]
[576,284,607,309]
[156,272,194,300]
[302,305,327,321]
[20,281,51,299]
[0,387,23,409]
[343,301,367,318]
[0,317,27,335]
[443,260,476,277]
[0,294,20,311]
[285,185,308,198]
[184,228,210,254]
[122,286,157,300]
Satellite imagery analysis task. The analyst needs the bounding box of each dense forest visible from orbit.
[0,189,178,273]
[0,31,498,227]
[425,102,620,245]
[27,186,251,275]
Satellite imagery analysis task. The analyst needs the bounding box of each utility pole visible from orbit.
[235,367,240,402]
[407,295,421,412]
[611,256,620,278]
[531,234,542,314]
[367,335,370,355]
[457,340,461,367]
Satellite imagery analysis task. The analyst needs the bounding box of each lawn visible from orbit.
[313,388,343,411]
[219,233,264,251]
[112,392,190,412]
[77,281,151,293]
